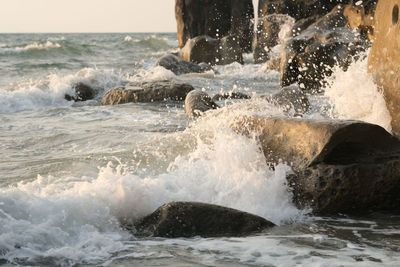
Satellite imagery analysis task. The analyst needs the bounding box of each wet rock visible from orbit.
[134,201,275,238]
[179,35,244,65]
[179,36,219,65]
[65,82,95,102]
[175,0,254,52]
[101,81,194,105]
[258,0,350,20]
[217,35,244,65]
[184,90,219,118]
[156,54,212,75]
[368,0,400,137]
[233,116,400,214]
[212,92,251,102]
[263,57,281,72]
[253,14,295,63]
[280,5,368,90]
[267,85,310,114]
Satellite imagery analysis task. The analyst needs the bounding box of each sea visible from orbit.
[0,33,399,266]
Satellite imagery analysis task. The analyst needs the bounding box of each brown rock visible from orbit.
[184,90,219,118]
[179,36,219,64]
[101,81,194,105]
[368,0,400,137]
[134,201,275,238]
[156,54,213,75]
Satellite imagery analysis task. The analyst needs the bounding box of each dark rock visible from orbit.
[156,54,213,75]
[175,0,254,52]
[212,92,251,102]
[233,117,400,172]
[101,81,194,105]
[258,0,350,20]
[232,116,400,214]
[134,201,275,238]
[217,35,244,65]
[184,90,219,117]
[368,0,400,137]
[253,14,294,63]
[280,5,369,90]
[65,82,95,102]
[267,85,310,114]
[179,36,219,64]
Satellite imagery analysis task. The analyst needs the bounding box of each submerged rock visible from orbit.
[233,116,400,214]
[175,0,254,52]
[65,82,95,102]
[156,54,212,75]
[134,202,275,238]
[212,92,251,102]
[184,90,219,118]
[101,81,194,105]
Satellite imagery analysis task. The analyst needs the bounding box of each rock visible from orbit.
[65,82,95,102]
[134,201,275,238]
[232,116,400,214]
[368,0,400,137]
[101,81,194,105]
[344,1,377,38]
[179,36,219,64]
[156,54,212,75]
[258,0,350,20]
[217,35,244,65]
[179,35,244,65]
[184,90,219,117]
[262,57,281,72]
[175,0,254,52]
[267,85,310,114]
[253,14,295,63]
[212,92,251,102]
[280,5,368,90]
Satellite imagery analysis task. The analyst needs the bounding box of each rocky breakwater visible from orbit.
[368,0,400,138]
[232,116,400,214]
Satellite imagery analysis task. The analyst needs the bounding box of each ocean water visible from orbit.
[0,33,399,266]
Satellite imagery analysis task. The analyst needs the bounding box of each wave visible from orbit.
[123,35,173,50]
[0,68,126,114]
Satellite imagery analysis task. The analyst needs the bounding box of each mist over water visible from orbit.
[0,33,398,266]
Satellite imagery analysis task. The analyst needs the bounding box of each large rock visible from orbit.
[232,116,400,213]
[266,85,310,114]
[280,5,368,90]
[368,0,400,137]
[101,81,194,105]
[184,90,219,117]
[175,0,254,52]
[156,54,212,75]
[65,82,95,102]
[179,35,244,65]
[134,202,275,238]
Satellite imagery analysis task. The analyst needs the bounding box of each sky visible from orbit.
[0,0,176,33]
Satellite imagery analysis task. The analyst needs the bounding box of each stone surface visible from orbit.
[217,35,244,65]
[179,36,219,64]
[368,0,400,137]
[65,82,95,102]
[156,54,212,75]
[101,81,194,105]
[233,116,400,172]
[175,0,254,52]
[280,5,368,90]
[134,201,275,238]
[184,90,219,117]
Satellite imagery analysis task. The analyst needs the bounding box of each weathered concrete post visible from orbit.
[368,0,400,137]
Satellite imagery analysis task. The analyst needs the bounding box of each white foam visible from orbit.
[322,52,392,132]
[0,68,126,114]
